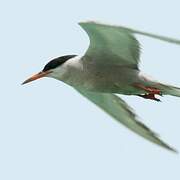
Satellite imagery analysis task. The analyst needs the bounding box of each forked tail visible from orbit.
[135,80,180,100]
[157,83,180,97]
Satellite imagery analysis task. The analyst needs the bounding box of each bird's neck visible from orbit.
[50,56,84,84]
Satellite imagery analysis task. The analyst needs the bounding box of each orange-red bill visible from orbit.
[22,71,51,85]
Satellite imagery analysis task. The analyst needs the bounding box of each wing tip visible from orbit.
[154,137,178,154]
[162,144,178,154]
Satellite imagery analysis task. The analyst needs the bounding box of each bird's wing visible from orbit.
[79,21,180,67]
[79,21,140,68]
[75,88,177,153]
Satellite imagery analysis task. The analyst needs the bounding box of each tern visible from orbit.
[22,21,180,152]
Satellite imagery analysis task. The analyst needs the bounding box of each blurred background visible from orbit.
[0,0,180,179]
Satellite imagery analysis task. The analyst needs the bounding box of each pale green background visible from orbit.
[0,0,180,179]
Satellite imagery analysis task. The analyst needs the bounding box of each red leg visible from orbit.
[134,83,162,95]
[133,83,162,101]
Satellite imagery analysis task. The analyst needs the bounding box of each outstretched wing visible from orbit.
[75,88,177,153]
[79,21,140,68]
[79,21,180,67]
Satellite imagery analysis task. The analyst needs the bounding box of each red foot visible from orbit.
[144,87,161,95]
[134,83,162,101]
[134,83,162,95]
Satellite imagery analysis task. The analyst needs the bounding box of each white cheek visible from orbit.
[48,66,67,79]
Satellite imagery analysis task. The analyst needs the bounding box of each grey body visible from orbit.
[50,56,144,95]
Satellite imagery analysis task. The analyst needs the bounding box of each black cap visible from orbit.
[42,55,77,72]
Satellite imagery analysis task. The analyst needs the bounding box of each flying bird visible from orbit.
[22,21,180,152]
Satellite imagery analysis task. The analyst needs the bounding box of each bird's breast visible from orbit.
[62,60,140,94]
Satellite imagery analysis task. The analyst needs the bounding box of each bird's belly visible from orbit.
[65,67,141,95]
[81,77,139,94]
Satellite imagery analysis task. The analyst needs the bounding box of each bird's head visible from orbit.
[22,55,77,85]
